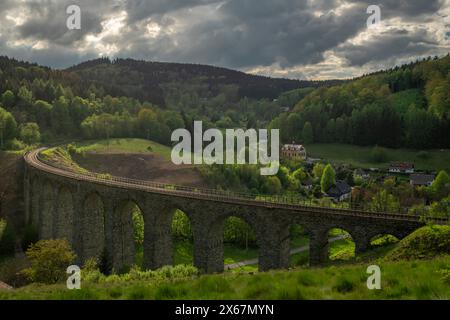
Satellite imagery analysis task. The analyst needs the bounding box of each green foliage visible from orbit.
[172,210,192,241]
[19,122,41,145]
[3,256,450,300]
[23,239,76,284]
[320,164,336,193]
[385,225,450,261]
[302,122,314,144]
[371,146,388,163]
[262,176,282,194]
[370,189,400,212]
[1,90,15,108]
[333,276,355,293]
[0,106,18,148]
[267,55,450,149]
[224,217,257,248]
[430,170,450,200]
[132,209,144,246]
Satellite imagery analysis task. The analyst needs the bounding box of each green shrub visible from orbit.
[386,225,450,261]
[371,146,388,163]
[22,239,77,284]
[333,276,355,293]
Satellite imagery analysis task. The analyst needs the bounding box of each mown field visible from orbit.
[306,143,450,172]
[72,138,172,159]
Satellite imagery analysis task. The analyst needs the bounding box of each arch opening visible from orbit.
[222,216,259,272]
[370,234,399,249]
[114,200,144,272]
[171,209,194,266]
[327,228,355,262]
[288,224,310,268]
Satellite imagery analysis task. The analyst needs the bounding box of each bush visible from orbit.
[385,225,450,261]
[22,239,77,284]
[333,276,355,293]
[4,138,26,151]
[371,146,388,163]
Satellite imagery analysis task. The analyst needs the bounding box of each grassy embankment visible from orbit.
[1,254,448,300]
[72,138,172,159]
[2,225,447,300]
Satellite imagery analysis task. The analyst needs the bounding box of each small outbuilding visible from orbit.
[326,180,352,202]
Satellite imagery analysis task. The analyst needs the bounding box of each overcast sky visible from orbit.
[0,0,449,80]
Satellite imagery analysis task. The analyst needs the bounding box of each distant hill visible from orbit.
[66,58,339,106]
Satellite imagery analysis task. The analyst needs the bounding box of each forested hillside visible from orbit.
[67,57,333,105]
[271,55,450,149]
[0,55,329,149]
[0,55,449,151]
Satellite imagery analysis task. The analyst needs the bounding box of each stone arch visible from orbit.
[113,200,144,271]
[369,233,399,248]
[325,226,356,262]
[171,208,194,266]
[39,180,55,239]
[55,186,74,245]
[81,192,105,263]
[198,212,262,273]
[288,222,312,268]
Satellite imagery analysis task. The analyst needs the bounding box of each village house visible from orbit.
[326,180,352,202]
[409,173,435,187]
[354,168,370,180]
[281,143,307,160]
[389,162,415,174]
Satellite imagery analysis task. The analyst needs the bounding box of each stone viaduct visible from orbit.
[23,149,433,273]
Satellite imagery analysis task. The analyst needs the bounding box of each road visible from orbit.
[225,235,348,270]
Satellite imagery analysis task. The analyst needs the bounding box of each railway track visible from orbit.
[24,148,449,224]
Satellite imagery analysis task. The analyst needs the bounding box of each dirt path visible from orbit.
[225,235,347,270]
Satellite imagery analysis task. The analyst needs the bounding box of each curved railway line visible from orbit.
[24,148,448,225]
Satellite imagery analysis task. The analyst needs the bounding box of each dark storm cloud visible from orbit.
[117,0,370,69]
[336,28,440,66]
[0,0,447,78]
[123,0,222,22]
[16,0,120,45]
[346,0,444,19]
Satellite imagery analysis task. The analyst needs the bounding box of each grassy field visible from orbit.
[305,143,450,172]
[72,138,172,159]
[1,256,448,300]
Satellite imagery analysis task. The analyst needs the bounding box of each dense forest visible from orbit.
[270,55,450,149]
[0,54,449,151]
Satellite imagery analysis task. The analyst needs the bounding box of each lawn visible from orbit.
[2,256,448,299]
[305,143,450,172]
[72,138,172,159]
